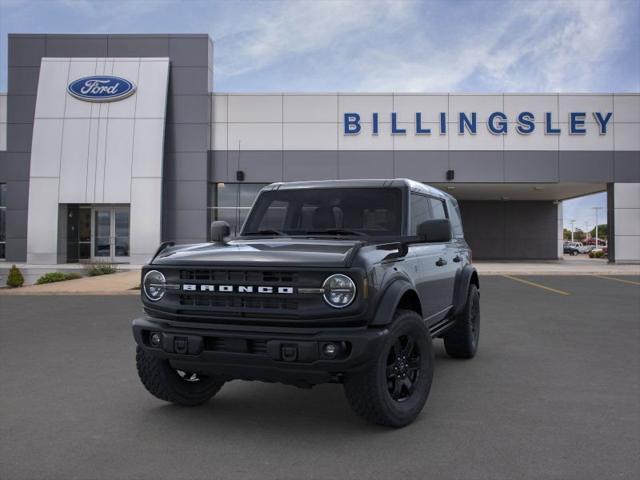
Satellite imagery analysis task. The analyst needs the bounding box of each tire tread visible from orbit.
[444,285,480,359]
[344,309,433,427]
[136,347,224,406]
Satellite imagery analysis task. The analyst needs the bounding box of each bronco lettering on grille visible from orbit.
[182,284,295,294]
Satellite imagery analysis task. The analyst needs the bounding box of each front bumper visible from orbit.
[132,317,390,386]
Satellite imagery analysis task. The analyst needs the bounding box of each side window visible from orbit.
[410,193,430,235]
[429,198,447,220]
[447,199,464,238]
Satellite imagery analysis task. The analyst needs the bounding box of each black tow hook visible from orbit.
[281,344,298,361]
[173,336,189,354]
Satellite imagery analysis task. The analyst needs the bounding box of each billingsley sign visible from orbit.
[343,111,613,135]
[68,76,136,102]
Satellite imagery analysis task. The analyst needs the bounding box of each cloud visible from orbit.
[212,0,638,92]
[0,0,637,92]
[212,0,411,80]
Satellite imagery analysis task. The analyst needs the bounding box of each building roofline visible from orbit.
[211,91,639,96]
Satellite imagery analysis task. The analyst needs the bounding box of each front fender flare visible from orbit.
[370,278,419,326]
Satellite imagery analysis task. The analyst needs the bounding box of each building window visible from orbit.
[208,183,267,237]
[0,183,6,258]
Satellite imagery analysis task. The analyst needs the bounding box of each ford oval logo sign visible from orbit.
[67,76,136,102]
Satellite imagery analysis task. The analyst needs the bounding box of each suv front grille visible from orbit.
[149,267,360,325]
[179,269,299,284]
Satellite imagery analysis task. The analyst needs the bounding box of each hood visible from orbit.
[151,238,364,268]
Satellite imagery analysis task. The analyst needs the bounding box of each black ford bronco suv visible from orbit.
[133,179,479,427]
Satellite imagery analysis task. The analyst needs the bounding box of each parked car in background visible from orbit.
[564,242,587,255]
[563,245,580,256]
[584,238,607,246]
[589,246,608,258]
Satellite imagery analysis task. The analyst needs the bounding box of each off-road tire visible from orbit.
[136,346,224,406]
[444,284,480,359]
[344,310,434,428]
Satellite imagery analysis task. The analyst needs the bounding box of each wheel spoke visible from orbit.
[402,377,413,393]
[393,339,403,357]
[392,378,402,398]
[386,364,397,378]
[403,337,415,357]
[407,357,420,371]
[387,333,423,401]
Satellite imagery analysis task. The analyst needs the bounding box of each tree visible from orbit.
[572,228,586,242]
[563,228,572,240]
[589,224,607,239]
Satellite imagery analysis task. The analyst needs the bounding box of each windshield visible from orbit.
[242,187,403,237]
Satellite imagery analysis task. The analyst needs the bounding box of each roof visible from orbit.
[262,178,451,199]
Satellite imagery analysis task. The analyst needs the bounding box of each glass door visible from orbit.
[92,206,130,263]
[66,205,92,262]
[113,207,130,261]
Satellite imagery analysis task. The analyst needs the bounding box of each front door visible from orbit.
[92,206,130,263]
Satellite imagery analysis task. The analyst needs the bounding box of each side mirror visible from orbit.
[210,221,231,243]
[417,219,451,243]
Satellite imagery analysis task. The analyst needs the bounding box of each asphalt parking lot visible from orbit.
[1,275,639,480]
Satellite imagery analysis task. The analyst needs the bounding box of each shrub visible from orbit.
[6,264,25,288]
[85,263,118,276]
[36,272,82,284]
[589,250,606,259]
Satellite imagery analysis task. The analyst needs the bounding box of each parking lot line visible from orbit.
[592,275,640,286]
[502,275,571,296]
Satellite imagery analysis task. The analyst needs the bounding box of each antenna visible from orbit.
[237,140,241,235]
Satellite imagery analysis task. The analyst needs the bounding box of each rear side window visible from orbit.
[447,198,464,238]
[410,193,450,234]
[429,198,447,220]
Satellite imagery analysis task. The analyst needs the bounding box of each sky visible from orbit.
[0,0,638,227]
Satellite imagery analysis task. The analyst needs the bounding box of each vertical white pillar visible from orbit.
[612,183,640,263]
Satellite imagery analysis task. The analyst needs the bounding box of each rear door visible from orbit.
[408,193,456,323]
[428,197,458,311]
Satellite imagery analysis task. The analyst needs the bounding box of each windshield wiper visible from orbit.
[243,229,286,236]
[305,228,367,237]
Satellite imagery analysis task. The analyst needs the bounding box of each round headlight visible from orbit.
[322,274,356,308]
[143,270,166,302]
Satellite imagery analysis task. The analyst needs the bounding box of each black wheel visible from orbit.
[344,310,434,428]
[444,284,480,359]
[572,250,579,256]
[136,346,225,406]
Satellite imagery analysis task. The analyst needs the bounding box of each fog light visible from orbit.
[150,332,162,347]
[323,343,337,358]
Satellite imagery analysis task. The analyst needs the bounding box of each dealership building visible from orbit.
[0,33,638,265]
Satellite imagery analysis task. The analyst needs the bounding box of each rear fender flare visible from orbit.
[452,265,479,316]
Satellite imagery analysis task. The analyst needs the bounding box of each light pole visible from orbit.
[592,206,603,248]
[570,219,576,242]
[584,221,590,242]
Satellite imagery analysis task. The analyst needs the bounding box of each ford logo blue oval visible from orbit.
[67,76,136,102]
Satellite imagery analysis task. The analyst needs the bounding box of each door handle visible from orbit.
[453,255,462,263]
[436,257,447,267]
